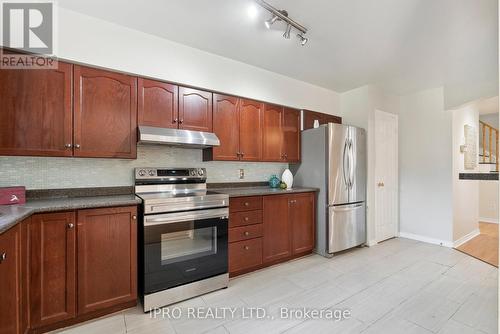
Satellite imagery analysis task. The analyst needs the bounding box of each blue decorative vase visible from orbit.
[269,175,280,188]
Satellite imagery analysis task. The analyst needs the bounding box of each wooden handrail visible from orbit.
[480,120,499,171]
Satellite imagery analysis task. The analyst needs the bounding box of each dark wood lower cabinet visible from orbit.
[229,192,316,276]
[1,206,139,334]
[290,193,315,254]
[0,224,22,334]
[28,212,77,329]
[263,195,291,263]
[77,206,137,314]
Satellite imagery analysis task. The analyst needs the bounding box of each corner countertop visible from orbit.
[211,186,318,198]
[0,194,142,235]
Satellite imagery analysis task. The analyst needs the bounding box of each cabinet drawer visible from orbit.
[229,224,263,243]
[229,196,262,212]
[230,210,262,227]
[229,238,262,273]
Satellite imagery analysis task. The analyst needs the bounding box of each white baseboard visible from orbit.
[479,217,499,224]
[453,229,480,248]
[398,232,453,248]
[366,239,378,247]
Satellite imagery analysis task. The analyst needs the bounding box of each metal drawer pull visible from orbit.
[0,252,6,263]
[65,143,72,148]
[244,231,250,236]
[67,223,74,229]
[244,217,249,221]
[74,144,81,149]
[244,246,250,250]
[244,202,249,206]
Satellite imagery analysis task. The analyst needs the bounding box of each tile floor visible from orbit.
[53,238,498,334]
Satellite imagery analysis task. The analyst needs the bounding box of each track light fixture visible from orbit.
[264,15,278,29]
[283,24,292,39]
[297,33,308,46]
[255,0,309,46]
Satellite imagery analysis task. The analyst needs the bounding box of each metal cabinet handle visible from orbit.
[240,152,245,157]
[67,223,74,229]
[173,118,178,123]
[244,231,250,236]
[132,215,137,220]
[244,246,250,250]
[236,152,241,157]
[0,252,6,263]
[179,119,184,124]
[244,217,249,221]
[244,202,249,207]
[74,144,81,149]
[65,143,72,148]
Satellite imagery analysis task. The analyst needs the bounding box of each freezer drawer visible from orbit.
[328,202,366,253]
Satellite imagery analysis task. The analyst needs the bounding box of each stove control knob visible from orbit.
[190,170,196,176]
[198,169,204,176]
[148,170,155,176]
[138,169,146,177]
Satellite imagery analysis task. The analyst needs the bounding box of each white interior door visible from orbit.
[374,110,399,242]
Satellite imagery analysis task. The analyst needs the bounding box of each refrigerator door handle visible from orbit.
[331,203,364,212]
[349,139,355,189]
[342,139,350,189]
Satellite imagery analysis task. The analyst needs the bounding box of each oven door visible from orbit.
[143,207,228,294]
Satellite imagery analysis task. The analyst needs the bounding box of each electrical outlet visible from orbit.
[239,169,244,179]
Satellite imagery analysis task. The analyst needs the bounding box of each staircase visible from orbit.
[479,120,498,172]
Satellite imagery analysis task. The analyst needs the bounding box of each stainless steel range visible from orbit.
[135,167,229,312]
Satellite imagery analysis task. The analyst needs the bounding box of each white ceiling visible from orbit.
[57,0,498,94]
[476,96,499,115]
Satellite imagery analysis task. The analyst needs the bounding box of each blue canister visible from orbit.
[269,175,280,188]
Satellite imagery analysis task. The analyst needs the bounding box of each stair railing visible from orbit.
[480,120,499,171]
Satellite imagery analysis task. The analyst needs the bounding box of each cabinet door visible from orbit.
[0,225,22,334]
[29,212,76,328]
[178,87,213,132]
[290,193,315,254]
[212,94,240,160]
[263,195,291,263]
[77,206,137,314]
[74,66,137,158]
[0,63,73,157]
[262,104,284,162]
[239,99,263,161]
[302,110,342,130]
[138,78,178,128]
[282,107,300,162]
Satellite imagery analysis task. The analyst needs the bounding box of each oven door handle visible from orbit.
[144,208,229,226]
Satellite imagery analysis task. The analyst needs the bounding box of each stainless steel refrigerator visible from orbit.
[291,123,366,257]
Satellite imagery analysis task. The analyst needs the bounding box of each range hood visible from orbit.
[138,126,220,148]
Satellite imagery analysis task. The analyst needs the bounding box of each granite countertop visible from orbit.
[0,194,141,235]
[212,186,318,197]
[459,172,499,181]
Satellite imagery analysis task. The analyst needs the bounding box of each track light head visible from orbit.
[264,15,278,29]
[297,33,308,46]
[283,24,292,39]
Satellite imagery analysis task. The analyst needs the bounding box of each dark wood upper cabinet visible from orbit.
[263,195,291,263]
[262,103,284,162]
[211,94,240,160]
[239,99,263,161]
[0,224,22,334]
[74,65,137,159]
[0,63,73,157]
[290,193,315,254]
[282,107,300,162]
[138,78,178,129]
[29,212,77,329]
[77,206,137,315]
[303,110,342,130]
[178,87,213,132]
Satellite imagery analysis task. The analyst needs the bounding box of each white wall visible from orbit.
[56,8,340,114]
[451,106,480,243]
[479,180,499,223]
[341,85,400,245]
[399,87,454,245]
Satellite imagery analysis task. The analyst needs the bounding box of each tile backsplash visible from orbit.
[0,145,288,189]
